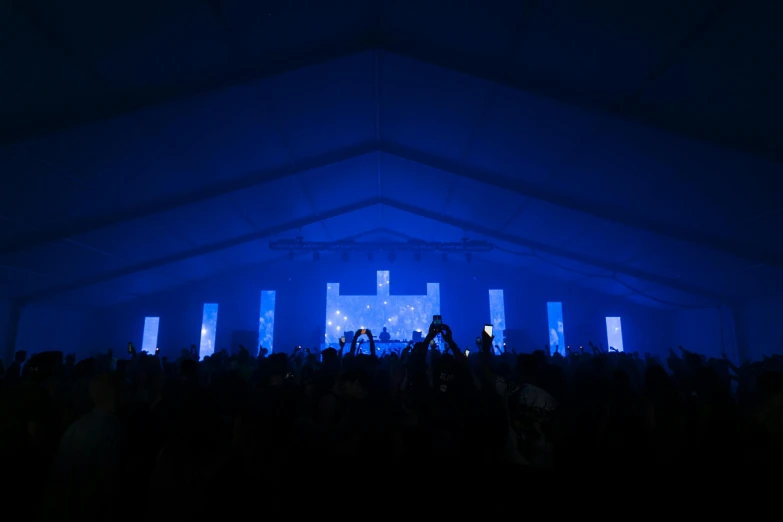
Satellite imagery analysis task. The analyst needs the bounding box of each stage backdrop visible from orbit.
[79,256,688,359]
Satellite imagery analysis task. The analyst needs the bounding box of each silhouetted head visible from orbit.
[268,353,288,377]
[14,350,26,363]
[516,354,538,383]
[180,359,198,379]
[340,369,370,399]
[758,371,783,397]
[321,347,338,366]
[238,347,249,363]
[90,373,119,412]
[685,352,702,371]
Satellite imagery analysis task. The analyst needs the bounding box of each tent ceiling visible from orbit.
[1,0,781,309]
[4,1,781,160]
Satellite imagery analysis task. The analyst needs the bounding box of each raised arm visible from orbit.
[365,330,377,357]
[441,325,464,363]
[338,336,346,368]
[349,333,360,357]
[480,329,496,384]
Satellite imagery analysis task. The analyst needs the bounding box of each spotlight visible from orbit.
[341,251,349,262]
[442,253,448,262]
[414,252,421,262]
[465,253,472,263]
[313,252,320,262]
[367,251,373,261]
[388,251,396,262]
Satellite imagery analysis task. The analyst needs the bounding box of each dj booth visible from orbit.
[321,340,410,353]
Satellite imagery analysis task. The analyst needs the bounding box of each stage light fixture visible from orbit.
[313,252,320,262]
[270,238,493,253]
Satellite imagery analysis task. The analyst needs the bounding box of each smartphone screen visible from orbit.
[340,336,346,343]
[127,342,133,353]
[433,315,442,325]
[484,324,493,337]
[464,349,470,357]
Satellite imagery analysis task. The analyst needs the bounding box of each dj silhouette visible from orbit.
[379,327,391,342]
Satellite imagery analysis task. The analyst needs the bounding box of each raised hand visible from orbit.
[441,324,454,343]
[481,329,494,354]
[428,322,440,338]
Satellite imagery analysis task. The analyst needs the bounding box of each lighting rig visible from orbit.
[270,237,493,261]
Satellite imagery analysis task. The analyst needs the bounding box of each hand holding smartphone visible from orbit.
[484,324,493,338]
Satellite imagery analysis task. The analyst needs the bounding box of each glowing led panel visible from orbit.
[199,303,219,360]
[605,317,624,352]
[325,271,439,345]
[258,290,276,353]
[141,317,159,354]
[546,302,565,356]
[489,290,506,351]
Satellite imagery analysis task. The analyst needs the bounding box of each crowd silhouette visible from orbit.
[1,321,782,518]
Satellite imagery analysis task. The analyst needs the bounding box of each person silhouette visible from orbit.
[379,327,391,342]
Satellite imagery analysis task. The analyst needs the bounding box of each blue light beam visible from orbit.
[259,290,276,354]
[606,317,624,352]
[199,303,219,360]
[489,289,506,351]
[547,302,565,356]
[141,317,159,354]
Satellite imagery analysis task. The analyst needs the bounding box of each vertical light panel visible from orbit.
[258,290,276,353]
[606,317,624,352]
[141,317,159,354]
[546,302,565,356]
[488,289,506,351]
[199,303,219,360]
